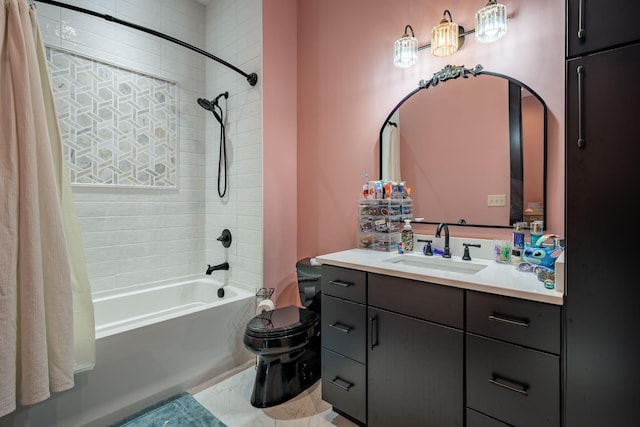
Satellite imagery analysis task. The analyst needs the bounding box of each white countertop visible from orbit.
[316,246,564,305]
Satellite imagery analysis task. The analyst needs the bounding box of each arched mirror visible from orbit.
[380,65,547,229]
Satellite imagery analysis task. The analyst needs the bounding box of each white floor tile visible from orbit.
[193,365,359,427]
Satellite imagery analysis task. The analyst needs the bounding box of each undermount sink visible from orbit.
[382,254,487,275]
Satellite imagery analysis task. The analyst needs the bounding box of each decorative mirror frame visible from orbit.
[379,64,548,229]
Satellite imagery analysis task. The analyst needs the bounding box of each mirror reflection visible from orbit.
[380,65,546,228]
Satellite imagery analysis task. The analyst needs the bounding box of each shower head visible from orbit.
[197,98,215,112]
[197,91,229,112]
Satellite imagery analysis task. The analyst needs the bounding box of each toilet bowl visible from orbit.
[243,258,322,408]
[243,305,321,407]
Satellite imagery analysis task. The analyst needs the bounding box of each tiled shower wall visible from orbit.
[36,0,263,293]
[203,0,263,292]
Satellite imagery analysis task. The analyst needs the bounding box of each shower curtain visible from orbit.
[382,123,401,182]
[0,0,95,417]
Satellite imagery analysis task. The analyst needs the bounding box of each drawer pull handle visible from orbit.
[330,376,353,392]
[489,375,529,396]
[577,0,585,39]
[328,280,353,288]
[329,322,352,334]
[488,314,529,328]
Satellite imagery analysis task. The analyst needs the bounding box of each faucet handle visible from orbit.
[217,229,232,248]
[462,243,481,261]
[417,239,433,256]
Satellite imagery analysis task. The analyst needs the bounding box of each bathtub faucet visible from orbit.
[206,262,229,274]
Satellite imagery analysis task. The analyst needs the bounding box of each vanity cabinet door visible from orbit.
[567,0,640,57]
[565,41,640,427]
[467,334,560,427]
[321,348,366,424]
[321,295,366,363]
[321,265,366,303]
[367,306,463,427]
[467,291,560,354]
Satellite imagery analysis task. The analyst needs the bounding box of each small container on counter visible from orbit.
[494,240,512,264]
[511,249,522,266]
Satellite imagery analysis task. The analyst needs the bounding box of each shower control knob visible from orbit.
[217,229,232,248]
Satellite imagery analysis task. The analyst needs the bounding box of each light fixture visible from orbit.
[431,10,461,57]
[393,25,419,68]
[475,0,507,43]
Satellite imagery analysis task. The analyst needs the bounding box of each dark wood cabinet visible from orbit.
[467,291,560,354]
[367,274,464,427]
[321,267,563,426]
[467,334,559,427]
[321,266,367,424]
[565,40,640,427]
[567,0,640,57]
[367,307,463,427]
[466,292,560,427]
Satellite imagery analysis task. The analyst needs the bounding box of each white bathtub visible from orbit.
[2,276,256,427]
[93,276,253,339]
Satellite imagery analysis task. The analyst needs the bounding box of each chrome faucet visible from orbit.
[435,223,451,258]
[206,262,229,274]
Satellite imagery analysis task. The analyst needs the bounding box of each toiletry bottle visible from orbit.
[530,221,544,246]
[402,220,414,252]
[513,222,525,251]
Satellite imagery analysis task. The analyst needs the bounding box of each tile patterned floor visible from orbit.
[192,364,358,427]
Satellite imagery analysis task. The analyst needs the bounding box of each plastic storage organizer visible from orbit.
[358,198,413,251]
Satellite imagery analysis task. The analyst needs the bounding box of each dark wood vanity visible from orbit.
[320,264,561,427]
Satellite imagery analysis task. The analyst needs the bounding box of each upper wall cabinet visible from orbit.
[567,0,640,57]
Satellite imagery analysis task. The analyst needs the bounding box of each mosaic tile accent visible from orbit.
[46,47,178,188]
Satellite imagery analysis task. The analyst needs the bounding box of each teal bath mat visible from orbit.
[111,392,227,427]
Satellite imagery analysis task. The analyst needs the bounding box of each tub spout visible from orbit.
[206,262,229,274]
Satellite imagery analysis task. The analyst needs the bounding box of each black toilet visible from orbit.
[243,258,322,408]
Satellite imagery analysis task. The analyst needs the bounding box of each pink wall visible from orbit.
[263,0,299,307]
[296,0,565,257]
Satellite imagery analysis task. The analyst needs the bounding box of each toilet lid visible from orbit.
[246,305,318,338]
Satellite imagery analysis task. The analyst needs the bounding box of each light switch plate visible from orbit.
[487,194,506,207]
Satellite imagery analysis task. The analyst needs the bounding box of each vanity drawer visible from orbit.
[321,295,366,363]
[321,265,366,303]
[466,334,560,427]
[466,409,512,427]
[467,291,561,354]
[321,348,366,425]
[368,273,463,328]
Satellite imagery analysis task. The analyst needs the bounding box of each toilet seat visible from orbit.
[244,306,319,356]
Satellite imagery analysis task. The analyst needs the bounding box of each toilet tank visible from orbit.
[296,258,322,311]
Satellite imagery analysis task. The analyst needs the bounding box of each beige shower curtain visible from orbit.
[0,0,95,417]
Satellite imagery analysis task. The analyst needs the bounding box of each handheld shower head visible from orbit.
[197,98,214,111]
[197,92,228,112]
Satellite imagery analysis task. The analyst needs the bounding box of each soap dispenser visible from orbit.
[402,220,414,252]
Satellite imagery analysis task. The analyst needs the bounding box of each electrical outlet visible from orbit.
[487,194,506,207]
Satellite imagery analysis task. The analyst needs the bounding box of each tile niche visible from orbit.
[46,46,178,188]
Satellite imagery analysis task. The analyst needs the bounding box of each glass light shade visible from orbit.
[431,19,459,57]
[475,1,507,43]
[393,33,418,68]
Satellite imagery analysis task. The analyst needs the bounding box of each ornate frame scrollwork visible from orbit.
[419,64,484,88]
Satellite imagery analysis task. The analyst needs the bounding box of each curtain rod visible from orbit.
[35,0,258,86]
